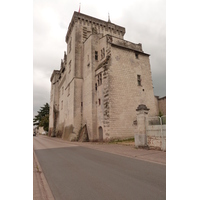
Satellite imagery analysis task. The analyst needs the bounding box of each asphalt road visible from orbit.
[33,136,166,200]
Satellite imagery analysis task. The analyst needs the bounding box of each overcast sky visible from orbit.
[33,0,166,117]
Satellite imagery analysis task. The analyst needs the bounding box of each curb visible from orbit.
[33,150,55,200]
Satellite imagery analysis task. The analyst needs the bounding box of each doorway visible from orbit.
[98,126,103,141]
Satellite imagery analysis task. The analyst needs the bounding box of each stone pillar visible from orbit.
[135,104,149,148]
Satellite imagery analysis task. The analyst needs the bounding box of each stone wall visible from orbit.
[108,43,157,139]
[49,70,60,136]
[73,78,83,135]
[146,124,166,150]
[82,35,94,140]
[95,36,111,140]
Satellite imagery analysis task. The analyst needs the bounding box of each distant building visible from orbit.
[155,96,166,116]
[49,11,164,141]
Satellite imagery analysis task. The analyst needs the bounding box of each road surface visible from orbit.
[33,136,166,200]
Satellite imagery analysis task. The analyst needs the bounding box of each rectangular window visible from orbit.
[137,75,141,86]
[100,74,102,85]
[97,73,102,86]
[98,99,101,105]
[135,53,139,59]
[95,51,98,61]
[81,102,83,112]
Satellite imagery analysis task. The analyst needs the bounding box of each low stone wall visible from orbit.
[146,125,166,150]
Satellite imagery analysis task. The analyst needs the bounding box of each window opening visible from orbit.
[137,75,141,86]
[98,126,103,141]
[95,51,98,61]
[81,102,83,112]
[97,73,102,86]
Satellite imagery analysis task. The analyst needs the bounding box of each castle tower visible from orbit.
[64,12,126,140]
[49,12,158,141]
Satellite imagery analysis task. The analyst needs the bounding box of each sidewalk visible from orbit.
[77,141,166,165]
[33,151,54,200]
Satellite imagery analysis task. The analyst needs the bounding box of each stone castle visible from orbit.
[49,11,165,141]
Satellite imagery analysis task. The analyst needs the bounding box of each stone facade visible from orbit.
[49,11,162,141]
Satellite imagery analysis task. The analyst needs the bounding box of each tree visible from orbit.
[39,114,49,131]
[33,103,49,131]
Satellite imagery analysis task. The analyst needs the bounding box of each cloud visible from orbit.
[121,1,166,97]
